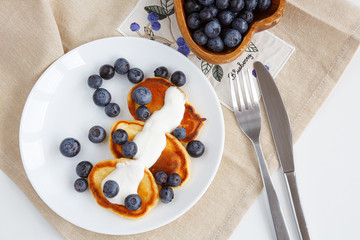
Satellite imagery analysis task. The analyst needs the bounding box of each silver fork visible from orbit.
[230,69,290,240]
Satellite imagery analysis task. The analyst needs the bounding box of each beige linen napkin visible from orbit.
[1,0,360,239]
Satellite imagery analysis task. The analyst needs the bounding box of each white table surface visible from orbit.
[1,4,360,239]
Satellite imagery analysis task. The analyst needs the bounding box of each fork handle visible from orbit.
[253,141,290,240]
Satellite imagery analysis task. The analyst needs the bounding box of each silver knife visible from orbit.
[253,61,311,240]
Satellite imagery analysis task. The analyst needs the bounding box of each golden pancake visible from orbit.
[109,120,191,186]
[88,159,158,219]
[127,77,206,142]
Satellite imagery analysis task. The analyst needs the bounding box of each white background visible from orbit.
[1,1,360,238]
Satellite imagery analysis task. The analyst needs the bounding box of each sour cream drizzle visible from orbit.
[102,87,186,205]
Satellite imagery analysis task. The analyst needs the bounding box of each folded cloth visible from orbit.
[0,0,359,239]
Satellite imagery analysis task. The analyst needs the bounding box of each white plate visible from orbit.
[19,37,224,235]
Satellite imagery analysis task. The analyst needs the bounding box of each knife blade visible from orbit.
[253,61,311,240]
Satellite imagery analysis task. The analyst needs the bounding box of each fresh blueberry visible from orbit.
[187,13,202,30]
[76,161,93,178]
[105,102,120,117]
[205,20,221,38]
[122,141,138,158]
[186,140,205,157]
[173,127,187,140]
[230,0,245,12]
[151,21,161,31]
[60,138,81,157]
[208,4,219,17]
[224,29,242,47]
[232,17,248,33]
[193,29,209,46]
[200,8,213,22]
[159,186,174,203]
[184,0,202,14]
[125,194,142,211]
[154,66,169,79]
[245,0,258,10]
[155,171,168,185]
[87,74,102,89]
[99,64,115,80]
[74,178,88,192]
[112,129,128,145]
[171,71,186,87]
[218,10,235,26]
[93,88,111,107]
[103,180,119,198]
[167,173,182,187]
[88,126,106,143]
[127,68,144,84]
[114,58,130,74]
[132,87,152,105]
[198,0,215,6]
[238,10,254,23]
[257,0,271,10]
[136,106,151,120]
[215,0,230,10]
[206,36,225,52]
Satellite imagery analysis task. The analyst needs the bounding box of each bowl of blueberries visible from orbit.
[174,0,286,64]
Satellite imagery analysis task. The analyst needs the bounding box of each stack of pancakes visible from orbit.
[88,77,205,219]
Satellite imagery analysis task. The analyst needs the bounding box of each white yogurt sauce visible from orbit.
[102,86,186,205]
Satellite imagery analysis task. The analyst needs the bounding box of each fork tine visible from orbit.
[229,75,239,111]
[247,68,259,106]
[236,71,246,111]
[241,70,252,108]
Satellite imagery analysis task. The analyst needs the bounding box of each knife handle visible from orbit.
[284,172,311,240]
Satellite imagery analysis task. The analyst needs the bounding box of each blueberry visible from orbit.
[154,66,169,79]
[224,29,242,48]
[178,45,191,56]
[114,58,130,74]
[171,71,186,87]
[93,88,111,107]
[200,8,213,22]
[230,0,245,12]
[87,74,103,89]
[151,21,161,31]
[130,22,140,32]
[173,127,186,140]
[159,186,174,203]
[198,0,215,6]
[193,29,209,46]
[215,0,230,10]
[99,64,115,80]
[184,0,202,14]
[122,141,137,158]
[257,0,271,10]
[136,106,151,120]
[167,173,182,187]
[205,20,221,38]
[112,129,128,145]
[125,194,142,211]
[207,36,225,53]
[155,171,168,185]
[187,13,202,30]
[74,178,88,192]
[127,68,144,84]
[103,180,119,198]
[147,12,159,23]
[238,10,254,23]
[218,10,235,26]
[132,87,152,105]
[105,102,120,117]
[60,138,81,157]
[186,140,205,157]
[76,161,93,178]
[208,4,219,17]
[177,37,187,47]
[88,126,106,143]
[232,18,248,34]
[245,0,258,10]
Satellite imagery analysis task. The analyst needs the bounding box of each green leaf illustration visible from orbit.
[201,60,213,75]
[144,5,169,20]
[160,0,175,15]
[212,65,223,82]
[245,42,259,52]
